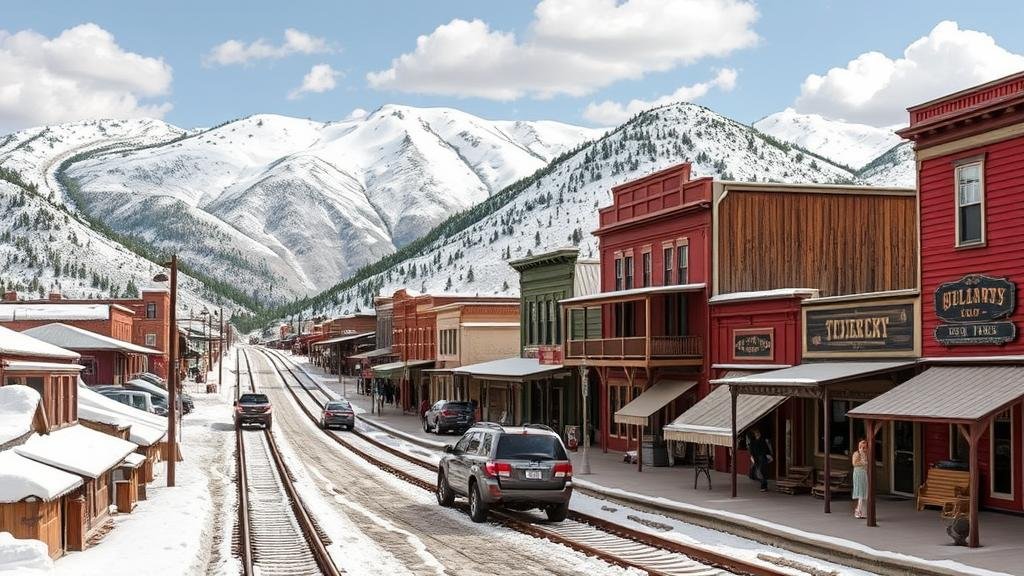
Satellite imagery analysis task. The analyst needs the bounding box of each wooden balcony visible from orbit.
[564,335,703,367]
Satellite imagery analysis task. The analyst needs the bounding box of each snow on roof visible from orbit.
[452,357,566,379]
[16,424,137,478]
[312,331,376,346]
[77,391,167,447]
[0,325,80,360]
[0,385,41,446]
[708,288,819,304]
[0,450,83,503]
[0,302,113,321]
[121,452,146,468]
[22,323,161,355]
[0,531,54,571]
[4,360,84,373]
[78,378,167,432]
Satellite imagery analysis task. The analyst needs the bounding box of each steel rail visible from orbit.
[255,347,796,576]
[237,349,342,576]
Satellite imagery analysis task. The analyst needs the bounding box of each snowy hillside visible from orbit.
[857,141,915,187]
[62,107,605,299]
[754,108,905,170]
[272,102,863,325]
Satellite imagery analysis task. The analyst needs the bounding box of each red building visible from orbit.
[563,162,919,471]
[849,72,1024,523]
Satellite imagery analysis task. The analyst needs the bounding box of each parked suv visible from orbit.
[234,393,272,429]
[129,372,195,413]
[100,389,166,416]
[436,423,573,523]
[423,400,476,434]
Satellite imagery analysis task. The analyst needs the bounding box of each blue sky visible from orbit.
[2,0,1023,131]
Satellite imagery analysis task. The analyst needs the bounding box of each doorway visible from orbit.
[892,421,917,495]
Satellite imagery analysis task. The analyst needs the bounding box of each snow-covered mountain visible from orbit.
[754,108,906,172]
[275,101,874,324]
[61,107,605,300]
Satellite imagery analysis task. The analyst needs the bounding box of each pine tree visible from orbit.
[466,266,475,283]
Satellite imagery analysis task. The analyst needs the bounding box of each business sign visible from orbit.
[733,328,774,359]
[933,275,1017,346]
[537,345,564,365]
[935,275,1015,323]
[804,300,918,357]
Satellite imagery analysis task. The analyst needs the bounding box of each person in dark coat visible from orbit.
[747,428,771,492]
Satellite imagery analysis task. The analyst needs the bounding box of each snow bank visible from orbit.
[16,425,136,479]
[0,532,53,575]
[0,386,40,446]
[0,451,82,503]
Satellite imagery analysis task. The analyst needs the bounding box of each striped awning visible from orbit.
[663,383,786,446]
[614,379,696,426]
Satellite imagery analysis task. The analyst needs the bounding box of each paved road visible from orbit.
[245,350,627,576]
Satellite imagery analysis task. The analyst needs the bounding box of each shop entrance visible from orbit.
[892,420,917,495]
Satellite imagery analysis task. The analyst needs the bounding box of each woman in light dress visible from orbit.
[852,439,869,519]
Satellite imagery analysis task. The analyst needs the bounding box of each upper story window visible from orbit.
[624,256,634,290]
[677,244,689,284]
[663,247,673,286]
[956,160,984,246]
[614,258,623,291]
[145,333,157,347]
[642,252,651,287]
[146,302,157,319]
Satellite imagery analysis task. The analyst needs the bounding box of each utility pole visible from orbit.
[218,306,224,392]
[153,256,178,487]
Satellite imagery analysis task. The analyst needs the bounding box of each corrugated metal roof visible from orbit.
[663,384,786,446]
[848,366,1024,422]
[712,361,917,389]
[573,260,601,298]
[452,357,565,380]
[614,380,696,426]
[23,323,161,355]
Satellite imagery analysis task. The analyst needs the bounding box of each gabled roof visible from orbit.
[0,450,83,503]
[0,325,80,360]
[16,424,137,478]
[22,323,161,355]
[0,302,131,321]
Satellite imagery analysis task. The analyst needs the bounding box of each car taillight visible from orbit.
[553,462,573,478]
[263,405,273,413]
[484,461,512,478]
[440,409,454,416]
[234,405,243,412]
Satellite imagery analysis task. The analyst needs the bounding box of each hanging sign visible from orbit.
[733,328,774,359]
[935,274,1015,323]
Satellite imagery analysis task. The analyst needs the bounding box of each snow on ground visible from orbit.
[0,532,52,576]
[52,390,232,576]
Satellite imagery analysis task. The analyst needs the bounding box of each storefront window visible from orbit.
[992,410,1013,497]
[818,400,878,459]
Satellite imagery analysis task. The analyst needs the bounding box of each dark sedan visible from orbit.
[319,400,355,430]
[234,393,272,429]
[423,400,475,434]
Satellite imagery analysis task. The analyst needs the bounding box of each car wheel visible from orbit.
[319,419,325,429]
[423,419,430,433]
[545,503,569,522]
[468,482,488,523]
[436,472,455,507]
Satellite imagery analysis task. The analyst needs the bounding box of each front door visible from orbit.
[892,421,916,495]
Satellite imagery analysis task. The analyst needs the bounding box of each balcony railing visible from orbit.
[565,335,702,360]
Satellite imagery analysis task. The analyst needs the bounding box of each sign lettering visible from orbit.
[935,322,1017,346]
[733,329,773,359]
[934,275,1015,323]
[805,301,916,356]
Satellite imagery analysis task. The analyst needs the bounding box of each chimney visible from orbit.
[48,291,62,301]
[3,291,17,302]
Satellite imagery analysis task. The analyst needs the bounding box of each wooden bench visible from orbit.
[776,466,814,494]
[917,468,970,511]
[811,470,851,499]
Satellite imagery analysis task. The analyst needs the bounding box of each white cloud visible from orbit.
[794,21,1024,127]
[367,0,757,100]
[204,28,333,67]
[0,23,172,131]
[288,64,341,100]
[583,68,738,124]
[347,107,368,119]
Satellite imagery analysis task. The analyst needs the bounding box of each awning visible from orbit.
[312,332,375,346]
[349,347,393,360]
[849,366,1024,424]
[560,283,705,307]
[371,359,434,378]
[452,357,567,381]
[614,379,696,426]
[663,384,786,446]
[712,361,917,397]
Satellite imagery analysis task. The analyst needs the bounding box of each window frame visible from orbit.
[676,240,689,285]
[990,408,1014,500]
[624,255,634,290]
[953,156,986,248]
[641,249,652,288]
[663,246,673,286]
[145,302,157,319]
[614,257,623,291]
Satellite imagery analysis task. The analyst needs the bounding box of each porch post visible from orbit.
[967,421,983,548]
[644,296,651,363]
[822,388,832,514]
[866,419,878,527]
[730,385,738,498]
[638,423,644,473]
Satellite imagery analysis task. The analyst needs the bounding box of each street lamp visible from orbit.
[200,307,210,377]
[152,255,178,487]
[579,358,592,475]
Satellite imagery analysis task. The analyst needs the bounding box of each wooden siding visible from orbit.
[718,191,917,297]
[0,500,63,558]
[920,134,1024,357]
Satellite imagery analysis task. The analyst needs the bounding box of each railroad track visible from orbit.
[234,350,341,576]
[255,347,793,576]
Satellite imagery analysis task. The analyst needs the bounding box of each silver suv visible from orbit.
[435,423,573,523]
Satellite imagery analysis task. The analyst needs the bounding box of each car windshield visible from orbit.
[444,402,473,411]
[495,434,567,461]
[326,401,350,410]
[239,393,270,404]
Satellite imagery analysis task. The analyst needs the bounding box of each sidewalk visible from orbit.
[285,353,1018,576]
